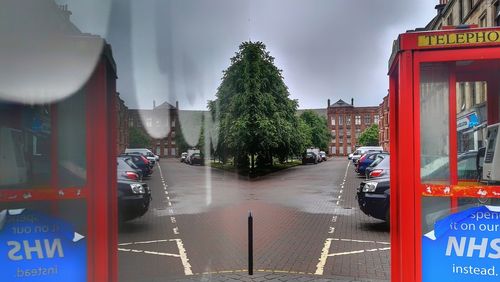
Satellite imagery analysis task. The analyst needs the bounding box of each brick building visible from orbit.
[378,94,390,152]
[128,101,178,157]
[116,93,129,154]
[425,0,498,152]
[327,99,379,156]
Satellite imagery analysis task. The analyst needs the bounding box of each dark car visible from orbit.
[120,153,152,177]
[357,178,390,222]
[356,152,388,175]
[118,180,151,221]
[188,153,204,165]
[366,154,390,179]
[302,152,318,165]
[117,156,143,181]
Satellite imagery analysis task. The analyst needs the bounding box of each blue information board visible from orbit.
[422,205,500,282]
[0,209,86,282]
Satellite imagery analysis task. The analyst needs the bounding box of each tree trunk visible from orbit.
[251,154,255,169]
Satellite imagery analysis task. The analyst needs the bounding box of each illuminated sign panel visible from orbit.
[418,31,500,47]
[422,206,500,282]
[0,209,86,282]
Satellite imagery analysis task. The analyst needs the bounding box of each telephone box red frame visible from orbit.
[389,27,500,282]
[0,43,118,282]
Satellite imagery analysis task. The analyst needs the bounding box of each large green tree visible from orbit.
[299,110,330,151]
[358,124,380,146]
[209,41,302,169]
[129,127,150,148]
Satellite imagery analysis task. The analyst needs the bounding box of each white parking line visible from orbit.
[156,162,193,276]
[118,238,193,275]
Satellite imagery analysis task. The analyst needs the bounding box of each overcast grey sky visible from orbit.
[59,0,437,110]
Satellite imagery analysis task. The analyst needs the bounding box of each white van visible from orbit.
[350,146,383,163]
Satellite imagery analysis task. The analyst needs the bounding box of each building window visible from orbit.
[458,82,465,112]
[346,116,351,125]
[471,83,477,106]
[356,128,361,139]
[481,81,487,103]
[339,146,344,155]
[331,146,336,155]
[146,118,153,127]
[364,115,371,125]
[480,14,487,27]
[331,117,335,126]
[331,129,336,137]
[129,117,134,127]
[355,115,361,125]
[496,1,500,26]
[374,115,380,125]
[338,115,343,125]
[171,140,176,145]
[339,137,343,144]
[459,0,463,21]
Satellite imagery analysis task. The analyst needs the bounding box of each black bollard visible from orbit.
[248,210,253,275]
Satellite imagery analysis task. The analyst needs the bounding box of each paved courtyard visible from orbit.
[118,157,390,282]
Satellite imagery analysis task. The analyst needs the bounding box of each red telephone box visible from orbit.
[0,42,118,282]
[390,27,500,282]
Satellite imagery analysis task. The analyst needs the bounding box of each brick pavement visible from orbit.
[169,271,388,282]
[118,158,390,282]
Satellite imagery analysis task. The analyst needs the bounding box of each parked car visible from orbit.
[180,152,188,163]
[421,150,480,182]
[125,148,158,165]
[187,152,204,165]
[357,177,390,223]
[357,152,388,175]
[366,154,390,179]
[306,148,322,163]
[117,156,143,181]
[351,146,383,164]
[319,151,327,161]
[120,153,152,177]
[118,180,151,221]
[302,152,318,165]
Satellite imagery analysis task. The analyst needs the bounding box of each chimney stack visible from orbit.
[176,101,179,109]
[327,99,330,108]
[351,98,354,106]
[153,100,156,109]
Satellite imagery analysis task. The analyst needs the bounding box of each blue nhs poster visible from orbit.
[422,205,500,282]
[0,209,86,282]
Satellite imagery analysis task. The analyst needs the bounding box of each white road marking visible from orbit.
[156,162,193,276]
[315,238,332,275]
[176,238,193,275]
[119,239,177,246]
[118,248,180,257]
[331,238,390,245]
[327,247,390,257]
[328,227,335,234]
